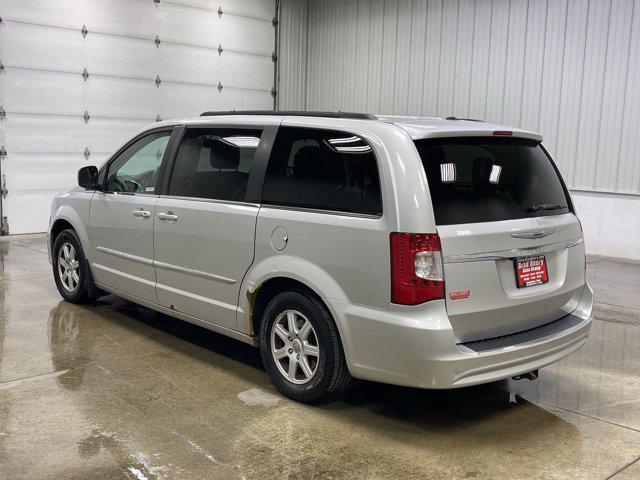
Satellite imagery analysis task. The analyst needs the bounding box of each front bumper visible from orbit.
[330,283,593,389]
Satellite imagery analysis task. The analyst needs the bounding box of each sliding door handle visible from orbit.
[132,209,151,218]
[157,212,178,221]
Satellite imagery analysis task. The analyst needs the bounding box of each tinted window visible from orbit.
[168,128,262,202]
[414,137,572,225]
[106,131,171,193]
[262,127,382,215]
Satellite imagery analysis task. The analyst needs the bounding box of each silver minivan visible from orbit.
[49,111,593,403]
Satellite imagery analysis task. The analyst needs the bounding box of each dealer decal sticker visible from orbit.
[449,290,471,300]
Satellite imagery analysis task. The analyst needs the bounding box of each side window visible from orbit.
[168,128,263,202]
[262,127,382,215]
[106,131,171,193]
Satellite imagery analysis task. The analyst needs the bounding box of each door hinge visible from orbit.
[83,110,90,124]
[0,219,8,235]
[0,146,6,159]
[1,174,8,199]
[84,147,91,160]
[81,24,88,38]
[155,75,162,87]
[0,106,5,120]
[218,81,223,93]
[82,68,89,81]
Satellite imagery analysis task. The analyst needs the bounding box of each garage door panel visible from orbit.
[3,153,87,192]
[156,4,221,49]
[2,69,84,115]
[159,84,217,119]
[157,4,273,54]
[84,0,157,40]
[3,117,86,153]
[0,0,89,28]
[86,118,150,155]
[212,90,274,111]
[0,22,85,73]
[182,0,274,19]
[219,53,274,91]
[157,45,220,85]
[86,77,158,119]
[4,190,59,234]
[85,35,159,79]
[216,16,274,54]
[158,44,273,91]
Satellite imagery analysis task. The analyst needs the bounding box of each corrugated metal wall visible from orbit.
[278,0,309,109]
[279,0,640,194]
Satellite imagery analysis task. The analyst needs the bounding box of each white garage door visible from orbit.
[0,0,276,234]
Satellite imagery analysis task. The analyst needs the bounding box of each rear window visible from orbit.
[414,137,572,225]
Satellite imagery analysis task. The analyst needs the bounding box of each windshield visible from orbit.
[414,137,572,226]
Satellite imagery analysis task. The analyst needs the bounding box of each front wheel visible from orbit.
[52,229,91,303]
[259,290,353,403]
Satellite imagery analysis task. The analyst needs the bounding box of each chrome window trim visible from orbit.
[443,237,584,264]
[160,194,260,208]
[97,246,236,285]
[108,192,159,198]
[261,203,383,220]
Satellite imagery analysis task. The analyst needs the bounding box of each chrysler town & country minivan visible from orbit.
[48,111,593,403]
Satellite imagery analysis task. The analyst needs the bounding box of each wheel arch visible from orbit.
[240,258,349,355]
[49,206,92,262]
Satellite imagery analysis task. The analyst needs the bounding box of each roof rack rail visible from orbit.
[445,116,484,122]
[199,110,378,120]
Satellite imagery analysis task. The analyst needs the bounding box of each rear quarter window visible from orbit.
[414,137,573,226]
[262,127,383,216]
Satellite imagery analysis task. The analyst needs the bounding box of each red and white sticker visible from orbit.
[449,290,471,300]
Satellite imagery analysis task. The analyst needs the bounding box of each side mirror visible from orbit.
[78,166,99,190]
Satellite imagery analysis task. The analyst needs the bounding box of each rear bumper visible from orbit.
[330,283,593,389]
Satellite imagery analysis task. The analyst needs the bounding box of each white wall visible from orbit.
[0,0,276,234]
[572,191,640,260]
[279,0,640,260]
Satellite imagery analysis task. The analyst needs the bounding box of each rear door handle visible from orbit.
[132,209,151,218]
[157,212,178,221]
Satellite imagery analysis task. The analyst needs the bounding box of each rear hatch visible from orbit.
[414,136,586,343]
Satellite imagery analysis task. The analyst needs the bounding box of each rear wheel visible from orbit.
[259,290,352,403]
[52,229,91,303]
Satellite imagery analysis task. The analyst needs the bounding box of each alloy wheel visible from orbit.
[57,242,80,292]
[270,309,320,384]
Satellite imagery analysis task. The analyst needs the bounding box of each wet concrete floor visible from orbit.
[0,235,639,479]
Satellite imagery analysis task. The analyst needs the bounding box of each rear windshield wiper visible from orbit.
[527,203,567,213]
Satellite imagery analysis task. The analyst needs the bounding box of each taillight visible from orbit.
[390,232,444,305]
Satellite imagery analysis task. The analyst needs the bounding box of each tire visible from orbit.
[259,290,353,403]
[52,229,92,303]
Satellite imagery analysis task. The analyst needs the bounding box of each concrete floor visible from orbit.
[1,235,639,480]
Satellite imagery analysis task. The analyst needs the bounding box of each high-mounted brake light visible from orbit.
[390,233,444,305]
[492,130,513,136]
